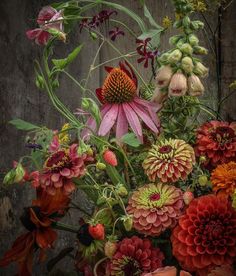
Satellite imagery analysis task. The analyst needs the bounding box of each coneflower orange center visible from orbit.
[102,68,136,103]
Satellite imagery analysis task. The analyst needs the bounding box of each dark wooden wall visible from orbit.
[0,0,235,274]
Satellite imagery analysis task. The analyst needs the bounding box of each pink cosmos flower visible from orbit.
[83,62,161,143]
[26,6,64,45]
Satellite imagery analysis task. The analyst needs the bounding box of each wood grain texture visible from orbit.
[0,0,233,274]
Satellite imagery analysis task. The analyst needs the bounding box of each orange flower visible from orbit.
[0,189,70,275]
[211,161,236,197]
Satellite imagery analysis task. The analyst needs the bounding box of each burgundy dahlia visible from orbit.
[195,120,236,167]
[171,194,236,275]
[36,144,92,195]
[107,236,164,275]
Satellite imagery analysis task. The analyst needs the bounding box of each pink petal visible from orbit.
[81,116,97,141]
[54,179,63,188]
[134,97,160,127]
[37,6,57,25]
[51,173,60,182]
[116,105,128,139]
[26,29,42,40]
[122,103,143,142]
[129,102,159,133]
[35,30,50,45]
[98,104,119,136]
[60,168,71,177]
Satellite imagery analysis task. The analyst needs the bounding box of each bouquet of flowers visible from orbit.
[1,0,236,275]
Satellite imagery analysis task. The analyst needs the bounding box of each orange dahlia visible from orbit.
[143,139,195,183]
[171,195,236,275]
[211,161,236,197]
[127,183,184,236]
[195,120,236,167]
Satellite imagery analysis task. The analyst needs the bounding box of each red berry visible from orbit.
[88,224,105,240]
[103,150,118,167]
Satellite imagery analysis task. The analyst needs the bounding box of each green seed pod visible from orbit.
[123,216,133,231]
[117,185,128,197]
[96,162,106,170]
[198,175,208,186]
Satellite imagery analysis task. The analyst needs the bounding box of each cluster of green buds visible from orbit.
[152,0,209,104]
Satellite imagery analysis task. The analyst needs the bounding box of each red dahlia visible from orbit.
[195,120,236,167]
[171,195,236,275]
[107,236,164,275]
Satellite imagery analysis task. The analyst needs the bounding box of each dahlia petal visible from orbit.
[54,180,63,188]
[98,104,119,136]
[51,173,60,182]
[122,102,143,142]
[63,182,75,194]
[60,168,71,177]
[146,212,157,224]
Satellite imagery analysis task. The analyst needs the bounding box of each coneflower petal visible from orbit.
[116,105,128,139]
[122,103,143,142]
[129,102,159,133]
[98,104,119,136]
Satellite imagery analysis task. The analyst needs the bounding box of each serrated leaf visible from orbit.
[52,45,83,70]
[9,119,40,131]
[144,4,162,30]
[121,133,141,148]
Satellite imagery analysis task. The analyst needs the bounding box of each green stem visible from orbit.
[94,257,108,276]
[53,222,79,233]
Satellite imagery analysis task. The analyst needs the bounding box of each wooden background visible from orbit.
[0,0,235,274]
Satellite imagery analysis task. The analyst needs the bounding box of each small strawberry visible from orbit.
[183,191,194,205]
[96,162,106,170]
[103,149,118,167]
[198,175,208,186]
[104,241,117,258]
[123,216,133,231]
[88,224,105,240]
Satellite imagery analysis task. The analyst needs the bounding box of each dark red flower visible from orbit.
[136,38,158,68]
[171,195,236,275]
[195,120,236,167]
[107,236,164,275]
[109,27,125,41]
[0,189,70,276]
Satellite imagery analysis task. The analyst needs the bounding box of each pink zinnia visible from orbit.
[26,6,64,45]
[84,62,160,143]
[33,144,92,195]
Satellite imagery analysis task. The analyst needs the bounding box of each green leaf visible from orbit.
[138,28,163,47]
[52,44,83,70]
[144,4,162,29]
[9,119,40,131]
[121,133,141,148]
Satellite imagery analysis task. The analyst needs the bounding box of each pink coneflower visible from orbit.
[26,6,64,45]
[85,62,160,143]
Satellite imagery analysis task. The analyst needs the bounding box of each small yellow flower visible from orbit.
[59,123,70,144]
[162,16,172,29]
[190,0,207,12]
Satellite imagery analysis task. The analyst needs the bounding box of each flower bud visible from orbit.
[123,216,133,231]
[183,191,194,205]
[181,57,194,74]
[14,163,25,183]
[155,65,173,88]
[188,34,199,46]
[194,62,209,78]
[104,241,117,258]
[199,155,207,163]
[188,74,205,96]
[158,53,170,64]
[180,43,193,55]
[168,72,187,97]
[169,35,182,46]
[198,175,208,186]
[152,87,168,105]
[116,185,128,197]
[193,46,208,55]
[168,49,182,64]
[96,162,106,170]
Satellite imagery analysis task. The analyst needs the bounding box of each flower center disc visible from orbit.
[149,193,161,201]
[102,68,136,103]
[45,150,71,172]
[159,145,172,154]
[212,126,235,144]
